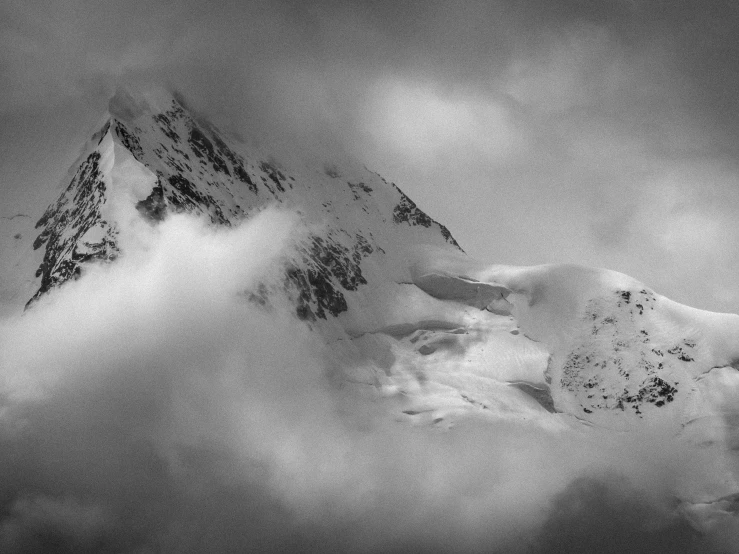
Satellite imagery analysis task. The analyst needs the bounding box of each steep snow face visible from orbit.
[22,87,460,319]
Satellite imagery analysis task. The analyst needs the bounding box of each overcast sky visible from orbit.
[3,3,739,551]
[2,0,739,313]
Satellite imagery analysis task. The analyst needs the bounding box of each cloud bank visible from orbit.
[0,209,735,552]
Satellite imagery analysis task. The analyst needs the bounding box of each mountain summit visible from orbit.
[20,87,460,319]
[1,87,739,549]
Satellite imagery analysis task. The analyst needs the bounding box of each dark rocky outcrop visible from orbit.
[284,233,370,320]
[29,151,119,306]
[391,184,462,250]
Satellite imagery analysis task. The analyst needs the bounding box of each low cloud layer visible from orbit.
[0,209,735,552]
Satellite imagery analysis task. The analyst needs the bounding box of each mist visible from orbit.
[0,208,734,552]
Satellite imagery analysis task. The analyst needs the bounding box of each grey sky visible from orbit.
[2,0,739,312]
[2,4,739,551]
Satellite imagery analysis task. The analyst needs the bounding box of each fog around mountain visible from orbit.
[3,2,739,552]
[0,87,738,552]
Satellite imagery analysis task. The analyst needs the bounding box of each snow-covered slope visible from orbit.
[2,86,739,541]
[394,251,739,512]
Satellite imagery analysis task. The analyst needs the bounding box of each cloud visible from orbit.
[534,475,703,554]
[361,79,528,170]
[0,208,735,552]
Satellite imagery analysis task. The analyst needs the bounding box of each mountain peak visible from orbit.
[108,85,180,122]
[11,87,460,317]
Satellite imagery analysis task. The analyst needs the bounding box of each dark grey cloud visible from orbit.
[1,0,735,128]
[533,475,705,554]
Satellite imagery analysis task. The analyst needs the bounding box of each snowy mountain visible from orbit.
[12,88,459,320]
[2,87,739,550]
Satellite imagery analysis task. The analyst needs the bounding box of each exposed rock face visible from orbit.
[286,233,369,321]
[391,183,461,250]
[135,182,166,222]
[30,151,119,306]
[558,288,681,416]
